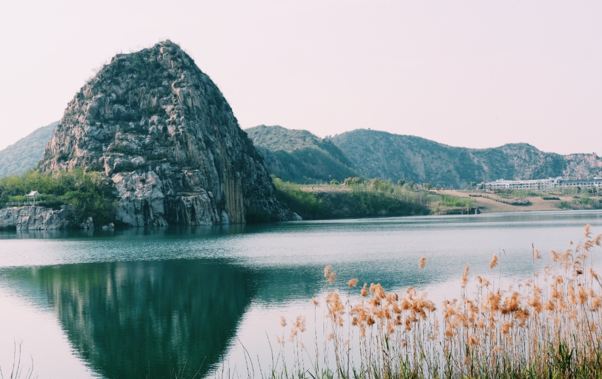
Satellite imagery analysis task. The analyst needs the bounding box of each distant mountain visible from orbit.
[331,129,602,187]
[245,125,358,183]
[0,122,58,177]
[5,123,602,188]
[246,126,602,187]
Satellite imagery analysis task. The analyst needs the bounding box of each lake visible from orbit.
[1,210,602,378]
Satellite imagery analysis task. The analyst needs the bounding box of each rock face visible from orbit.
[39,41,294,226]
[0,206,71,230]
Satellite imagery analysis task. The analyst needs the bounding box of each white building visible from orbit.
[26,190,40,199]
[485,178,602,191]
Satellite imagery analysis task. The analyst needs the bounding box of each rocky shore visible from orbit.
[0,206,71,230]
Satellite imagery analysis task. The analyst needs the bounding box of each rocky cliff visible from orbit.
[39,41,294,226]
[0,206,70,230]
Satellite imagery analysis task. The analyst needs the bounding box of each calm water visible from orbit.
[1,210,602,378]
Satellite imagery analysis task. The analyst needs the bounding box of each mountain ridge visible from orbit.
[245,125,359,183]
[248,126,602,187]
[0,122,58,177]
[2,123,601,188]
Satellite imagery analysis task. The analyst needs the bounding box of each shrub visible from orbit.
[0,169,117,227]
[273,178,322,219]
[273,178,430,219]
[440,194,473,208]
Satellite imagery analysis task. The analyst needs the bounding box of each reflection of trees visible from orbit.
[27,260,257,379]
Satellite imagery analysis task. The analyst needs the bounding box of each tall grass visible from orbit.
[272,178,430,219]
[0,342,37,379]
[440,195,473,208]
[268,225,602,379]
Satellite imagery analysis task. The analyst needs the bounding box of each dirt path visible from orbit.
[441,190,575,213]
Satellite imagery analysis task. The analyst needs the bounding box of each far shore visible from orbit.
[440,189,598,213]
[293,183,601,215]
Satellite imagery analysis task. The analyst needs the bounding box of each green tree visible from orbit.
[0,169,117,227]
[397,179,405,187]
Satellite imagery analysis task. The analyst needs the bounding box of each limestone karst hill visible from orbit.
[38,40,295,226]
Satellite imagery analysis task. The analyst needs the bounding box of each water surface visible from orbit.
[1,211,601,378]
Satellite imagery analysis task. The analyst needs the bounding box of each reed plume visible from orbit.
[489,254,498,269]
[270,224,602,379]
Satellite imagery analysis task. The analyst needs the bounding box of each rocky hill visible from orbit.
[38,40,294,226]
[245,126,602,187]
[0,122,58,177]
[245,125,358,183]
[331,130,602,187]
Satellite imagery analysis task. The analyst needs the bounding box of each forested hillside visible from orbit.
[249,126,602,187]
[245,125,358,183]
[330,129,602,187]
[0,122,57,177]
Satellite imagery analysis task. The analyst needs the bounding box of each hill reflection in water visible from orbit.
[15,260,257,379]
[3,212,602,378]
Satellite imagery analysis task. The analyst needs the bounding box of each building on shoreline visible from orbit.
[485,177,602,191]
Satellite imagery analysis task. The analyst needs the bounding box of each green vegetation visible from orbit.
[558,196,602,210]
[246,125,358,183]
[0,122,57,178]
[440,194,473,208]
[0,170,117,226]
[273,177,430,220]
[494,189,542,198]
[475,192,532,206]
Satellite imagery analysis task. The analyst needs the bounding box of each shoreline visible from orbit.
[439,189,600,214]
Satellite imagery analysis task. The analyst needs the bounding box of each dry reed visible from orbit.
[272,224,602,379]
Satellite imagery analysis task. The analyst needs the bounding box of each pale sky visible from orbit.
[1,0,601,155]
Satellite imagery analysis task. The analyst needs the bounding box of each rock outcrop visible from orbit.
[39,41,294,226]
[0,206,71,230]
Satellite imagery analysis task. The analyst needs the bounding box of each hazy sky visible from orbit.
[1,1,601,154]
